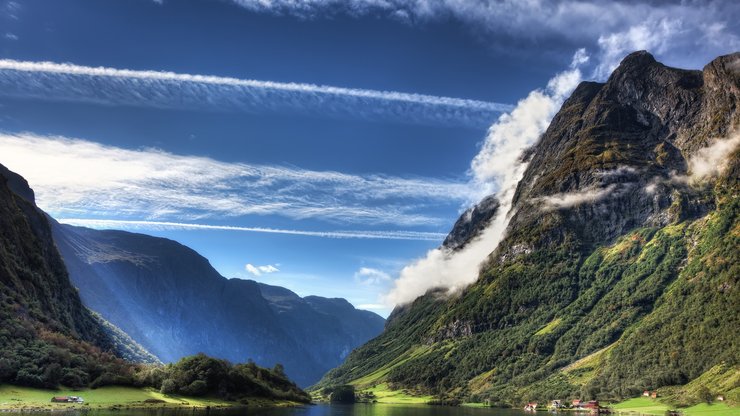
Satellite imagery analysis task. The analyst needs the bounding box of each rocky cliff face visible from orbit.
[316,52,739,405]
[442,195,500,250]
[52,223,384,387]
[498,51,737,258]
[0,163,110,347]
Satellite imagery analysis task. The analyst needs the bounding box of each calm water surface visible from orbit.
[2,405,529,416]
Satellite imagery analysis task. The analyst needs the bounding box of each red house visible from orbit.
[585,400,600,409]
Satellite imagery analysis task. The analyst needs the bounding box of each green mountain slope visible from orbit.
[0,163,130,388]
[315,51,740,408]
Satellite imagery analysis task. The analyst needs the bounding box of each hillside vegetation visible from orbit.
[315,51,740,409]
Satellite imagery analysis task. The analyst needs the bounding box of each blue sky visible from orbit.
[1,0,738,317]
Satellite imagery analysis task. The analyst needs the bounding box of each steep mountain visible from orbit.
[316,51,740,406]
[51,223,384,386]
[0,163,129,388]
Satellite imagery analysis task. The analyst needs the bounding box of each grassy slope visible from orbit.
[613,397,739,416]
[0,384,300,410]
[316,198,738,407]
[364,383,434,404]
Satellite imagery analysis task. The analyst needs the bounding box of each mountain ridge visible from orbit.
[51,222,385,387]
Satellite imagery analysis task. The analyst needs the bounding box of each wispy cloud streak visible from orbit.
[59,219,447,241]
[0,59,511,128]
[0,132,470,226]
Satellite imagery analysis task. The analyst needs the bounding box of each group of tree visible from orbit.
[0,311,310,404]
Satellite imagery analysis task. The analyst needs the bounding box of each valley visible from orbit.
[0,2,738,414]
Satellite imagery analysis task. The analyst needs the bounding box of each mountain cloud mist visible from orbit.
[383,50,589,307]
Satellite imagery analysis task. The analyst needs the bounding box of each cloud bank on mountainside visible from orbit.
[383,50,589,306]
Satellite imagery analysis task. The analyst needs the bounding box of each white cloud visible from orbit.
[594,18,682,79]
[0,59,511,128]
[687,132,740,181]
[354,267,392,285]
[537,184,618,211]
[57,219,447,241]
[0,132,472,227]
[245,264,260,276]
[644,132,740,194]
[3,32,17,41]
[384,49,588,306]
[245,263,280,276]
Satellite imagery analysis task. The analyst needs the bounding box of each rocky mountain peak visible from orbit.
[493,51,739,260]
[0,163,35,203]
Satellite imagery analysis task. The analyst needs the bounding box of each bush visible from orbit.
[160,378,177,395]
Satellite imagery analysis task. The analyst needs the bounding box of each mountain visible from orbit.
[0,163,312,400]
[316,51,739,406]
[0,163,129,388]
[51,222,384,386]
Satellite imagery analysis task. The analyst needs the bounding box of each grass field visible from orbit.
[361,383,434,404]
[0,384,296,410]
[612,397,739,416]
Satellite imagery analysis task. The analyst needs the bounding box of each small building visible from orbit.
[50,396,84,403]
[585,400,600,409]
[572,399,582,409]
[717,395,725,401]
[643,390,651,397]
[651,391,658,399]
[551,400,562,409]
[525,402,538,411]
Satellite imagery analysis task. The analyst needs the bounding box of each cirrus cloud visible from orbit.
[0,132,473,227]
[0,59,511,129]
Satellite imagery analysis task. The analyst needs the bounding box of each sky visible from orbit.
[0,0,738,317]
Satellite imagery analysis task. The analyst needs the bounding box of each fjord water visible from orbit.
[1,406,529,416]
[247,405,526,416]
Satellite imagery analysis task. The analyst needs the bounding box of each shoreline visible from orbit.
[0,385,306,412]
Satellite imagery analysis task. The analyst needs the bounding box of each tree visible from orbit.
[160,378,177,395]
[696,385,713,405]
[330,385,356,403]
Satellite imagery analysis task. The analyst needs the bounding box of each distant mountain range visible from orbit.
[316,51,740,406]
[51,221,384,387]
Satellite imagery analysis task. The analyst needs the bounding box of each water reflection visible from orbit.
[1,405,526,416]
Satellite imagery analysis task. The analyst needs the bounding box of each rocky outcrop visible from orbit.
[442,195,500,250]
[497,51,738,259]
